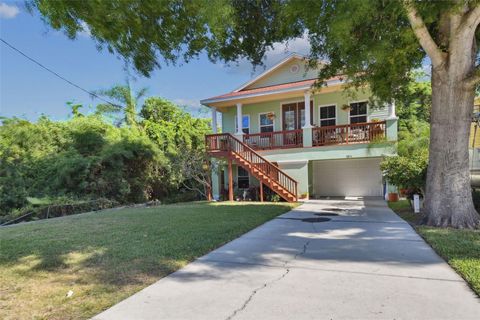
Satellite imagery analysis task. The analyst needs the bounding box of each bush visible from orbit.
[380,150,428,196]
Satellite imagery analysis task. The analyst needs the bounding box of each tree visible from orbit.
[30,0,480,228]
[95,81,148,126]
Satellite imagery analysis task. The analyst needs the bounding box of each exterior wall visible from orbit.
[261,143,395,196]
[221,89,390,135]
[245,58,319,90]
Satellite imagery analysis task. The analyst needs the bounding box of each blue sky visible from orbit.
[0,1,310,121]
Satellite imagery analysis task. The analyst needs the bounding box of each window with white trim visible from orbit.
[350,102,368,124]
[237,166,250,189]
[259,113,274,133]
[319,105,336,127]
[235,115,250,134]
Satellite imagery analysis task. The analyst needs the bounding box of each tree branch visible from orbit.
[403,1,447,68]
[465,66,480,87]
[458,5,480,36]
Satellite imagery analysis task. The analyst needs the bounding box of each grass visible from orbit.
[0,201,296,320]
[388,200,480,296]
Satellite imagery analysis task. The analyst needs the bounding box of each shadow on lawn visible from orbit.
[0,202,294,287]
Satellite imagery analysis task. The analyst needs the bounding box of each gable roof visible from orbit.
[233,53,306,92]
[201,76,344,105]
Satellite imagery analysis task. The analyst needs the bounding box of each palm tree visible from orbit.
[95,79,148,126]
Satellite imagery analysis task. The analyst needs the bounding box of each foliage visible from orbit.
[95,81,148,126]
[28,0,449,102]
[381,150,428,195]
[381,76,431,195]
[140,97,211,193]
[0,98,211,218]
[0,201,296,319]
[1,198,119,225]
[396,76,431,123]
[397,118,430,156]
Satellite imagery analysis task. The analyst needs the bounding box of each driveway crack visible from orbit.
[225,223,314,320]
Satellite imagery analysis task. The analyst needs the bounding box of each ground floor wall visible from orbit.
[211,144,396,200]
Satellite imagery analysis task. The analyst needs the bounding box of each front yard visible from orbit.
[388,200,480,296]
[0,201,296,320]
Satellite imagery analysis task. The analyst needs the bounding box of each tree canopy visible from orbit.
[29,0,480,228]
[29,0,467,100]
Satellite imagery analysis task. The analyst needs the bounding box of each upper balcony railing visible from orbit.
[312,121,386,147]
[235,121,386,151]
[243,129,303,150]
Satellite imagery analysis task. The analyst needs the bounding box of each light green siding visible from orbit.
[221,89,391,135]
[246,58,319,89]
[261,143,395,196]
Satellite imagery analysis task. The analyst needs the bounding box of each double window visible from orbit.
[237,166,249,189]
[235,115,250,134]
[319,105,336,127]
[350,102,368,124]
[259,113,274,133]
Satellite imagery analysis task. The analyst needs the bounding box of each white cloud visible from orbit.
[222,32,311,75]
[78,21,91,37]
[0,2,20,19]
[172,98,210,117]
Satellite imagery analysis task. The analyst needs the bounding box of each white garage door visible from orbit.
[312,158,383,197]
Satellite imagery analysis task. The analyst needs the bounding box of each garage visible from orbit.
[312,158,383,197]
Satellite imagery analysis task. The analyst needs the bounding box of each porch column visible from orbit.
[211,107,217,133]
[228,158,234,201]
[386,100,398,142]
[303,91,312,128]
[388,100,397,119]
[235,103,244,137]
[302,91,313,147]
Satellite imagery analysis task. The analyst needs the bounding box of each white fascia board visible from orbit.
[200,78,346,105]
[200,84,312,105]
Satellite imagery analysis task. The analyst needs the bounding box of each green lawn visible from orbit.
[0,201,296,320]
[388,200,480,296]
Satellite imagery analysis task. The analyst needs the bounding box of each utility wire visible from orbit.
[0,37,121,108]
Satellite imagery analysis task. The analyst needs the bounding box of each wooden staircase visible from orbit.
[206,133,298,202]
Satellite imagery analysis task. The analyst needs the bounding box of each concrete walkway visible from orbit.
[94,199,480,320]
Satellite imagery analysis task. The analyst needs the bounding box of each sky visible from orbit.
[0,1,311,121]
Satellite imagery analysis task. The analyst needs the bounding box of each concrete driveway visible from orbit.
[94,199,480,320]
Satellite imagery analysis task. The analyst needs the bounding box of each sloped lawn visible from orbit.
[0,201,296,320]
[388,200,480,296]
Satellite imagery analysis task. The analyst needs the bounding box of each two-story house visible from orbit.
[201,54,398,202]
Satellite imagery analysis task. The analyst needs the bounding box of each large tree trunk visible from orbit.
[424,58,480,228]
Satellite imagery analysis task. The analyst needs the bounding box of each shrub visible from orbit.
[381,150,428,196]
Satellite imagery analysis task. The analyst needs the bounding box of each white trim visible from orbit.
[258,112,275,133]
[277,159,308,165]
[348,100,369,124]
[200,78,346,105]
[318,104,337,127]
[234,114,250,134]
[233,53,305,92]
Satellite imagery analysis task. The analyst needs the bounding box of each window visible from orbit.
[282,101,313,130]
[319,105,336,127]
[350,102,368,124]
[235,115,250,134]
[237,166,249,189]
[259,113,274,133]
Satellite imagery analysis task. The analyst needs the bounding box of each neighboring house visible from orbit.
[201,54,398,202]
[470,98,480,187]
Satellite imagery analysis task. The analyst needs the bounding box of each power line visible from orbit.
[0,37,121,108]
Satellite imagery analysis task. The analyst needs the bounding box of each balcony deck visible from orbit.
[240,121,386,151]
